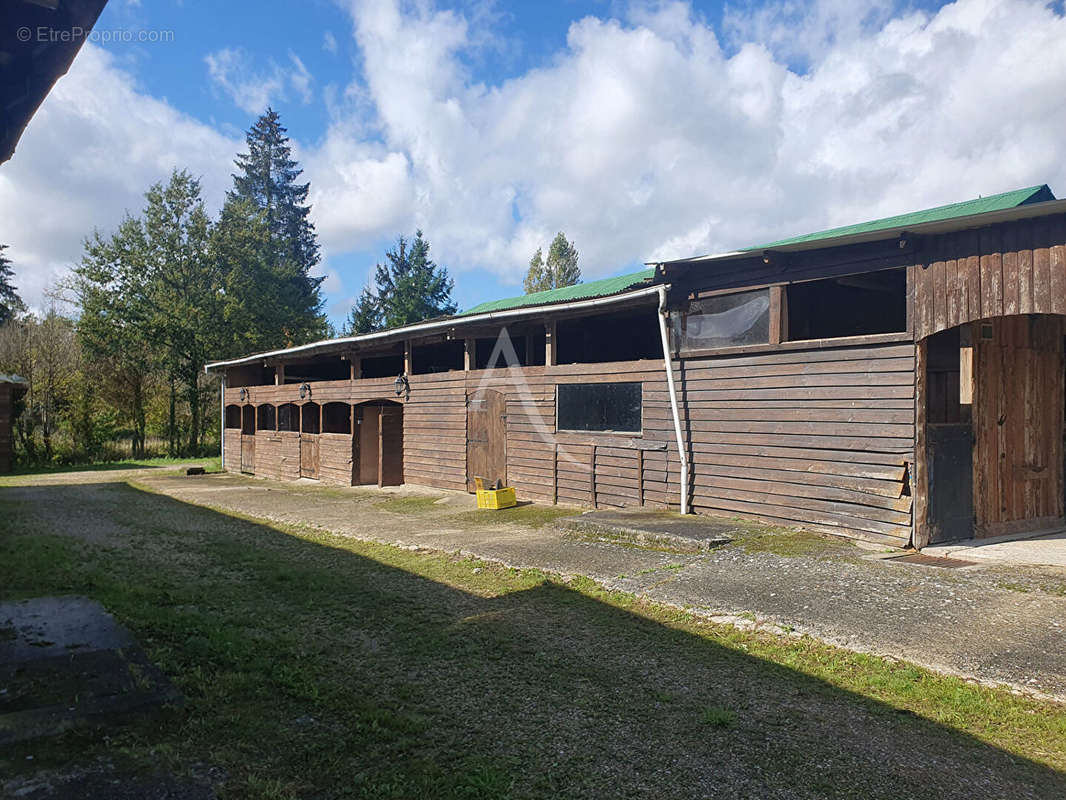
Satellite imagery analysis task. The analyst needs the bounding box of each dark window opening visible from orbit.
[257,405,276,431]
[787,269,906,341]
[225,404,241,429]
[556,308,660,364]
[323,402,352,434]
[557,382,642,433]
[361,353,405,379]
[475,332,530,369]
[241,405,255,435]
[412,340,464,374]
[672,288,770,351]
[278,403,298,432]
[301,402,320,434]
[926,327,972,425]
[227,364,276,387]
[283,357,350,383]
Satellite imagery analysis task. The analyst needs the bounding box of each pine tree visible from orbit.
[355,231,457,331]
[0,244,25,325]
[523,247,550,294]
[344,286,381,335]
[222,108,326,349]
[546,232,580,288]
[523,233,580,294]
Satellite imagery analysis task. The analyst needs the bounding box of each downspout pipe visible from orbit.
[657,284,690,515]
[220,373,226,471]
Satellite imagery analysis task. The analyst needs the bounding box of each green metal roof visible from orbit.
[460,267,656,316]
[750,184,1055,250]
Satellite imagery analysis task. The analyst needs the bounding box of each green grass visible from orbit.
[1,478,1064,799]
[446,504,575,529]
[731,527,857,558]
[374,494,445,513]
[1,455,221,480]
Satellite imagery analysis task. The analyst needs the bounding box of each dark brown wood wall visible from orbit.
[911,214,1066,340]
[679,338,916,546]
[0,384,14,473]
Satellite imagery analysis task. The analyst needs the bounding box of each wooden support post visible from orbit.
[403,341,412,375]
[913,337,929,550]
[350,356,361,380]
[637,449,644,507]
[552,443,558,505]
[525,332,534,366]
[545,320,557,367]
[589,444,597,509]
[275,364,285,385]
[377,409,385,489]
[464,338,475,371]
[769,285,787,344]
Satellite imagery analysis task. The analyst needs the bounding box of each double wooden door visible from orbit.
[972,316,1065,537]
[355,403,403,487]
[467,389,507,491]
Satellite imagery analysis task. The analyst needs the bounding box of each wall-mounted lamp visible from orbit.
[762,251,772,265]
[394,373,410,400]
[239,388,249,402]
[299,382,311,400]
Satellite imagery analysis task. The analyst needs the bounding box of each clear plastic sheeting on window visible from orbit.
[557,382,642,433]
[672,288,770,351]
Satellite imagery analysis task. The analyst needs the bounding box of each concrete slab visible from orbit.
[559,510,737,551]
[0,596,180,745]
[924,528,1066,568]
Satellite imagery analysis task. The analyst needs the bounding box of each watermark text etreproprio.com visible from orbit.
[16,26,175,44]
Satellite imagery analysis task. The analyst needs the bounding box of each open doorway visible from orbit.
[354,400,404,487]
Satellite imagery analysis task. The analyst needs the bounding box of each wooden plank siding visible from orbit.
[912,214,1066,340]
[679,338,916,546]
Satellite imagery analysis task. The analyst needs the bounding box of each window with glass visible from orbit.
[557,382,642,433]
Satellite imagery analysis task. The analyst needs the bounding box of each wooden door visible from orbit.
[356,407,379,485]
[300,436,319,480]
[240,435,255,474]
[467,389,507,491]
[379,405,404,487]
[972,316,1065,537]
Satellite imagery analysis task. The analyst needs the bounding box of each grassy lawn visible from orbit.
[0,455,221,480]
[1,476,1064,799]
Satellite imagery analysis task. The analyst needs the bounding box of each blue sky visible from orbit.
[5,0,1066,331]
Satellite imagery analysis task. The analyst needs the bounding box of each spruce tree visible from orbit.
[221,108,326,349]
[0,244,25,325]
[344,287,382,335]
[354,231,457,331]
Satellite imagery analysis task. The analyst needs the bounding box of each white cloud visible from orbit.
[0,44,239,313]
[323,31,338,54]
[310,0,1066,286]
[204,47,316,115]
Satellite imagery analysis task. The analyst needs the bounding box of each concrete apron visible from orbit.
[924,527,1066,568]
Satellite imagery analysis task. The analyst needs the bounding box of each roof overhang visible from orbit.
[1,0,110,164]
[206,283,665,372]
[653,197,1066,273]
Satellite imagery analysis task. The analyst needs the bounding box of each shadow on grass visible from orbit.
[0,480,1063,799]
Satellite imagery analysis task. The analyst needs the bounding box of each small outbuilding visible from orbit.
[207,184,1066,550]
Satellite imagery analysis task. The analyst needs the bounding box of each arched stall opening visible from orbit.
[354,400,403,487]
[918,314,1066,545]
[322,402,352,434]
[277,403,298,432]
[300,402,320,479]
[257,404,276,432]
[225,405,241,429]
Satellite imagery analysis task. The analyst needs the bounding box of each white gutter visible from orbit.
[656,285,689,515]
[205,283,663,372]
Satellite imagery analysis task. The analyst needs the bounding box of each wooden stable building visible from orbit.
[207,185,1066,550]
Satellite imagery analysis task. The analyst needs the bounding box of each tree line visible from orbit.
[0,107,582,467]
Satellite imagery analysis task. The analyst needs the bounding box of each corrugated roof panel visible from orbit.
[459,267,656,316]
[749,184,1055,250]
